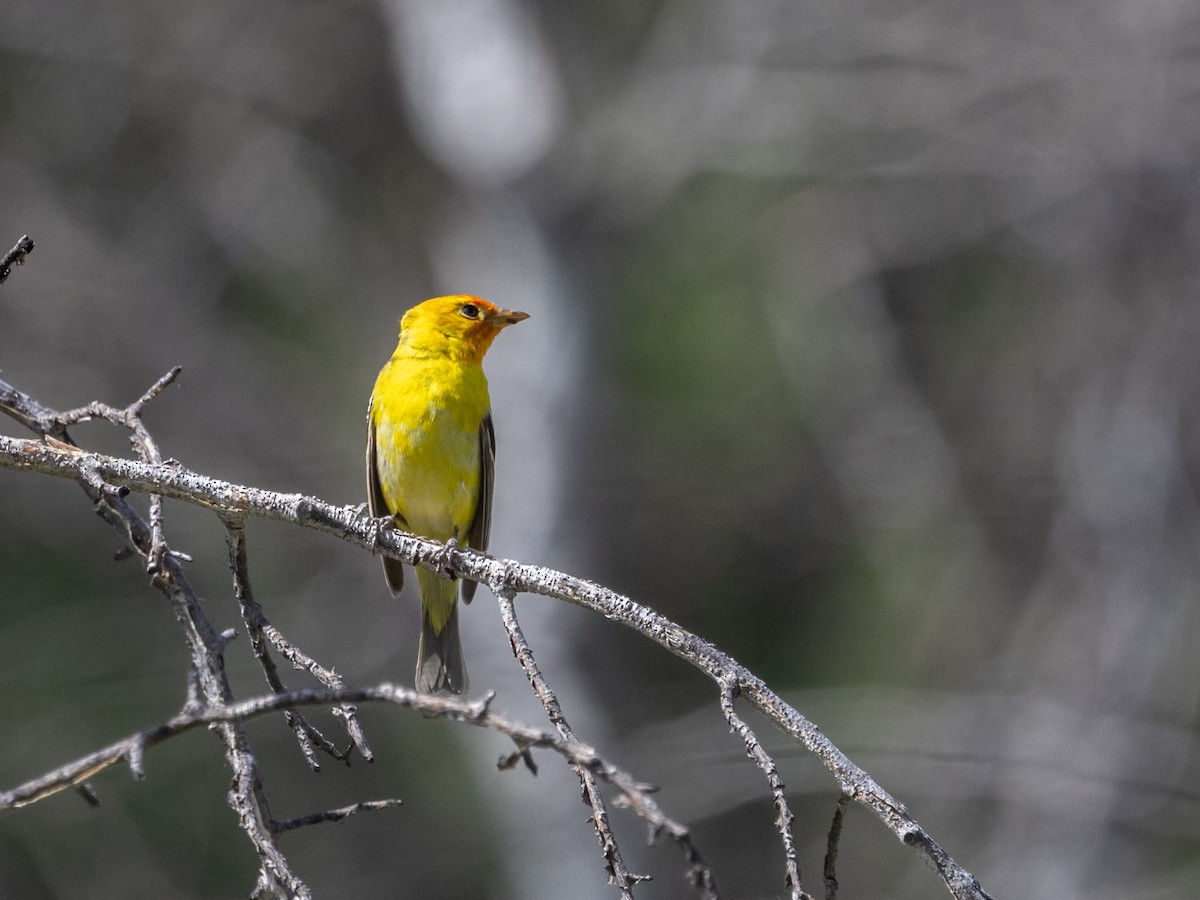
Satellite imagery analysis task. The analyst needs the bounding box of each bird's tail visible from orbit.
[415,569,468,694]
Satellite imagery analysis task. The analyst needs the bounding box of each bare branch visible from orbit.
[823,792,851,900]
[0,427,993,899]
[0,375,994,900]
[0,684,666,819]
[500,592,718,897]
[75,783,101,807]
[0,376,309,898]
[129,365,183,416]
[224,520,373,768]
[498,593,648,898]
[0,234,34,283]
[269,799,404,835]
[719,677,808,900]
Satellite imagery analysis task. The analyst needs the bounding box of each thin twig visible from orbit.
[45,367,182,571]
[0,234,34,283]
[497,593,646,898]
[226,520,320,769]
[230,732,311,900]
[498,592,721,899]
[224,520,373,767]
[129,366,183,415]
[270,799,404,834]
[823,791,851,900]
[719,677,808,900]
[585,738,719,897]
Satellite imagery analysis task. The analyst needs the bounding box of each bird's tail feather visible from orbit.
[416,598,468,694]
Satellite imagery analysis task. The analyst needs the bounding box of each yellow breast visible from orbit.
[370,353,489,543]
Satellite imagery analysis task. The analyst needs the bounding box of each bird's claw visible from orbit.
[426,530,461,581]
[435,536,459,581]
[369,514,398,555]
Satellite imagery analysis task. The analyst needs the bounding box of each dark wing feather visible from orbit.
[366,409,406,597]
[461,412,496,604]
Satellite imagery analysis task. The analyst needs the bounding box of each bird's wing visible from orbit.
[367,408,406,596]
[461,412,496,604]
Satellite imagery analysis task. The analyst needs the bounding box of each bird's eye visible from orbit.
[460,303,480,319]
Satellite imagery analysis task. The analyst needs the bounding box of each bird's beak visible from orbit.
[490,308,530,328]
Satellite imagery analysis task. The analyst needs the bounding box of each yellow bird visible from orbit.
[367,295,529,693]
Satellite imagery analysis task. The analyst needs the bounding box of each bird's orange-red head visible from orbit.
[397,295,529,364]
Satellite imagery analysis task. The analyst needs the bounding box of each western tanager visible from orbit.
[367,295,528,693]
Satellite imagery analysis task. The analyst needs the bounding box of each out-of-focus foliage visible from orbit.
[3,1,1200,898]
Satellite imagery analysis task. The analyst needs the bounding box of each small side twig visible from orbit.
[224,521,373,768]
[497,593,648,898]
[128,366,182,416]
[0,234,34,283]
[719,677,809,900]
[270,799,403,834]
[594,746,720,899]
[51,366,182,572]
[496,594,720,898]
[823,791,851,900]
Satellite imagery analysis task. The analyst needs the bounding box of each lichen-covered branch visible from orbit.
[0,424,991,899]
[0,377,993,900]
[0,683,661,819]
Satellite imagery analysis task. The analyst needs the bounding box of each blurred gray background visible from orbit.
[3,1,1200,898]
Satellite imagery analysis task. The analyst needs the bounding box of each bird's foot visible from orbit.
[431,535,459,581]
[369,514,398,555]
